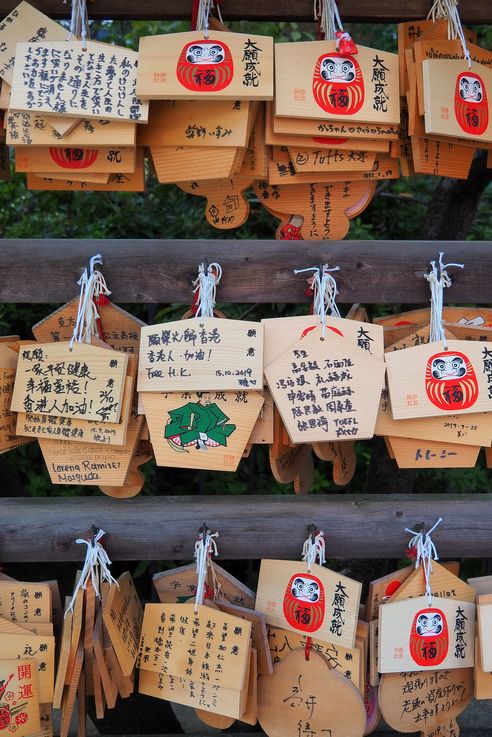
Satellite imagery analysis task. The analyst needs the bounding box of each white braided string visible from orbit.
[66,529,117,613]
[295,264,341,339]
[66,0,90,49]
[70,254,111,348]
[195,0,224,38]
[405,518,442,607]
[194,529,219,613]
[427,0,471,67]
[424,252,463,349]
[193,262,222,319]
[313,0,344,39]
[302,531,326,572]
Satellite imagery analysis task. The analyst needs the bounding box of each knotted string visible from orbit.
[295,264,341,339]
[66,528,117,613]
[70,254,111,348]
[65,0,90,50]
[192,262,222,319]
[313,0,357,52]
[427,0,471,67]
[424,252,464,350]
[193,0,223,37]
[302,530,326,572]
[194,528,219,613]
[405,518,442,606]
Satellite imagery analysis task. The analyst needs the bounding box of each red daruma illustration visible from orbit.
[312,53,364,115]
[454,71,489,136]
[425,351,479,411]
[176,40,234,92]
[283,573,325,633]
[49,148,99,169]
[409,608,449,667]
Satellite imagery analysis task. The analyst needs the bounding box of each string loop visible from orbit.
[427,0,471,67]
[192,262,222,319]
[313,0,357,52]
[405,518,442,607]
[295,264,341,339]
[70,254,111,348]
[66,528,117,613]
[424,252,463,349]
[194,527,219,613]
[302,529,326,572]
[66,0,90,50]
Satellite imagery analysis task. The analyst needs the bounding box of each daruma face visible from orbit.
[454,71,489,136]
[409,608,448,667]
[312,53,364,115]
[425,350,478,411]
[283,573,325,633]
[176,40,233,92]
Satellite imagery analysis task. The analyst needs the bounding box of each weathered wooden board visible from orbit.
[7,111,136,147]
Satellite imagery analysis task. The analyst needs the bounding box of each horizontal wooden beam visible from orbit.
[0,239,488,304]
[0,0,488,23]
[0,495,490,561]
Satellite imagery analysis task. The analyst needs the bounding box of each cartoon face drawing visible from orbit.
[164,401,236,452]
[409,607,448,667]
[283,573,325,633]
[176,39,234,92]
[425,350,479,411]
[454,71,489,136]
[312,52,364,116]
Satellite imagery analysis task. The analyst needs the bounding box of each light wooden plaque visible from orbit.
[15,146,136,173]
[388,436,480,469]
[177,175,254,229]
[11,41,149,122]
[0,632,55,702]
[153,561,255,610]
[275,41,399,124]
[103,572,143,677]
[7,111,136,147]
[151,144,242,183]
[378,595,474,672]
[0,659,41,737]
[289,147,376,172]
[256,559,362,650]
[273,113,400,139]
[137,31,274,101]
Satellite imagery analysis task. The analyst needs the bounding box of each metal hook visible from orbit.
[307,523,317,544]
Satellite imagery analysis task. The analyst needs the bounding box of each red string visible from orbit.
[93,295,109,342]
[305,636,312,660]
[191,0,200,30]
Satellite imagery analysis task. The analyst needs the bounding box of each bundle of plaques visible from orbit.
[377,261,492,469]
[11,256,153,497]
[0,1,148,192]
[55,536,143,734]
[0,572,60,737]
[396,7,492,178]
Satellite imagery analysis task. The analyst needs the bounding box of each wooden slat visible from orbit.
[0,494,491,561]
[0,239,489,304]
[0,0,488,23]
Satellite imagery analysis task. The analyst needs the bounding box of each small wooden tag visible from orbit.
[474,633,492,699]
[288,147,376,172]
[11,41,148,122]
[153,561,255,610]
[177,175,254,229]
[365,565,414,622]
[256,559,362,649]
[388,560,474,604]
[476,593,492,672]
[12,341,128,423]
[257,650,366,737]
[15,146,136,174]
[378,595,475,672]
[7,112,136,147]
[0,659,41,737]
[102,572,143,677]
[0,631,55,703]
[273,113,399,140]
[138,318,263,392]
[137,31,274,101]
[387,436,480,469]
[275,41,400,124]
[0,582,51,622]
[217,599,273,676]
[386,339,492,419]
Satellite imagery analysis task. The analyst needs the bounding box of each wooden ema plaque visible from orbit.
[311,439,357,486]
[15,146,136,174]
[386,437,480,469]
[378,595,474,673]
[11,341,128,423]
[273,113,400,140]
[0,343,31,452]
[102,572,143,677]
[269,407,314,495]
[141,390,263,472]
[249,387,274,444]
[138,603,251,689]
[268,625,361,691]
[256,559,361,650]
[39,411,143,486]
[254,180,376,240]
[257,650,366,737]
[410,136,474,179]
[151,145,243,183]
[138,99,254,148]
[153,561,256,610]
[27,165,145,192]
[136,31,274,101]
[11,41,148,122]
[397,18,450,93]
[0,659,41,737]
[365,565,414,622]
[475,635,492,700]
[217,599,273,676]
[375,306,492,328]
[386,339,492,419]
[177,176,254,229]
[288,147,376,173]
[0,632,54,703]
[0,1,67,85]
[0,581,51,623]
[138,317,263,393]
[265,325,385,443]
[379,668,473,737]
[423,59,492,143]
[6,112,136,147]
[266,155,399,185]
[275,41,399,125]
[387,560,473,605]
[241,105,268,178]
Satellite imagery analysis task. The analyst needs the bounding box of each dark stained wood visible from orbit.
[0,0,488,23]
[0,494,490,561]
[0,239,488,304]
